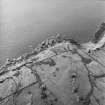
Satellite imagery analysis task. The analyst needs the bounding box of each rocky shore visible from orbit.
[0,22,105,105]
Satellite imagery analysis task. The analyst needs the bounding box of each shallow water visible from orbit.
[0,0,105,65]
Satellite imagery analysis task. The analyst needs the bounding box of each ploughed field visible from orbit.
[0,23,105,105]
